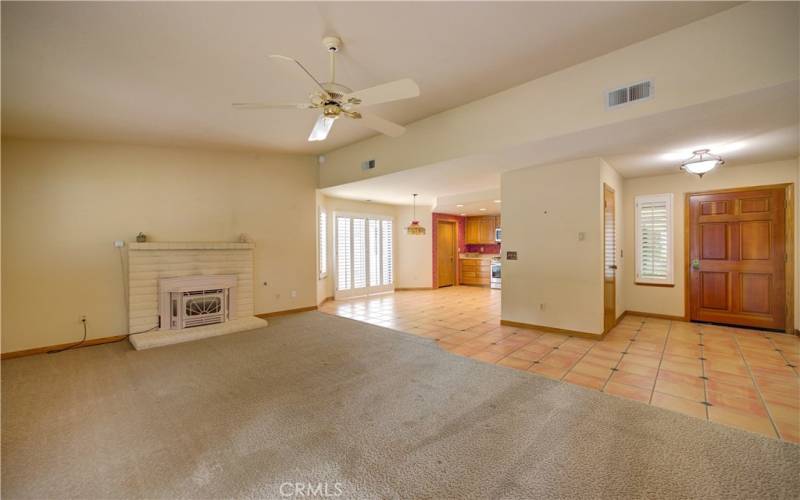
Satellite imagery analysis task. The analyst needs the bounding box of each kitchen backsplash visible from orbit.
[465,243,501,254]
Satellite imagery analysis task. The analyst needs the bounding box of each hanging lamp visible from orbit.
[406,194,426,235]
[680,149,724,178]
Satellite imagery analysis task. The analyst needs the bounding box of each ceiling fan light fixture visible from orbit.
[681,149,724,177]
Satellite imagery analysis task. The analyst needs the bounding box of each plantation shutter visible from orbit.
[337,216,352,291]
[353,218,367,289]
[381,220,393,285]
[334,214,394,298]
[368,219,381,287]
[636,194,673,284]
[319,210,327,278]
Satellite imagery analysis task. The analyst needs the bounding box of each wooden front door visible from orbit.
[688,186,787,330]
[437,221,456,287]
[603,184,616,332]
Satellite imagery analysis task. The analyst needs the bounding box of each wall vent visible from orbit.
[607,80,652,108]
[361,159,376,171]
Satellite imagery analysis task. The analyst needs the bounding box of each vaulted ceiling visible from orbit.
[2,2,737,154]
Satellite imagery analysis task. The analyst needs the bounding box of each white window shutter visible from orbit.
[368,219,380,287]
[635,194,673,284]
[336,217,352,291]
[381,220,393,285]
[353,218,367,289]
[319,210,327,278]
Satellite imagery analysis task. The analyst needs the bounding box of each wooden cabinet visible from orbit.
[460,258,491,286]
[465,216,497,244]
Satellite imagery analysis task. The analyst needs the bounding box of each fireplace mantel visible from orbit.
[128,242,255,250]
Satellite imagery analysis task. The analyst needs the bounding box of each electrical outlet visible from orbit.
[263,281,268,287]
[113,240,125,248]
[291,290,297,298]
[80,315,87,322]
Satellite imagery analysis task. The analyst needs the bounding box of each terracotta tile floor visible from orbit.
[319,286,800,443]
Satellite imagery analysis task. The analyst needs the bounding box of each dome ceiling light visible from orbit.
[680,149,724,178]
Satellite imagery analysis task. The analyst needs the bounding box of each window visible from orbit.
[635,193,673,285]
[318,210,327,279]
[334,213,393,298]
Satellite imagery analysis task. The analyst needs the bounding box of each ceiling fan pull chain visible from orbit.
[330,51,336,84]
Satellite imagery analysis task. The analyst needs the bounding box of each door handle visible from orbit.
[692,259,700,270]
[608,265,618,270]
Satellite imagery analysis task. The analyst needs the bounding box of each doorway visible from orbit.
[603,184,617,332]
[437,220,457,287]
[686,184,793,332]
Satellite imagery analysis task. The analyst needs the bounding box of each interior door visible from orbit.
[688,187,786,330]
[437,221,456,287]
[335,214,393,299]
[603,184,616,332]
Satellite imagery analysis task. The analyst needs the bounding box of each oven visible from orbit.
[490,259,501,289]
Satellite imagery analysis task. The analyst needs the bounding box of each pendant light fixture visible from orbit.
[406,194,426,235]
[681,149,724,178]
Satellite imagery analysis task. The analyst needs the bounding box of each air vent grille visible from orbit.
[607,80,652,108]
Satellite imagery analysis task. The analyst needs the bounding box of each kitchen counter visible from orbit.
[459,253,500,260]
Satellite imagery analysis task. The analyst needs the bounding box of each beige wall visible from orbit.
[316,194,433,303]
[394,204,433,289]
[1,138,318,353]
[622,158,799,325]
[320,3,798,187]
[502,158,615,335]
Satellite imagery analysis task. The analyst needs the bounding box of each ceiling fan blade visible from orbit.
[353,112,405,137]
[308,115,336,142]
[344,79,420,107]
[269,54,331,99]
[232,102,312,110]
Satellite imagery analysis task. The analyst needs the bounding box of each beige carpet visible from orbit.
[2,312,798,499]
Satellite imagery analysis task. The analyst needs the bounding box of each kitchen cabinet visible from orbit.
[460,258,491,286]
[465,216,497,244]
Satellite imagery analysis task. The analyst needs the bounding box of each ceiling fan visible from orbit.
[233,36,420,142]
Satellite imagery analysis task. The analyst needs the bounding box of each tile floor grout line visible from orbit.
[698,325,709,420]
[648,319,674,406]
[763,334,800,378]
[731,332,783,440]
[599,318,645,392]
[558,334,604,383]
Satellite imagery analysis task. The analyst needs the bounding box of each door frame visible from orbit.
[436,220,458,288]
[683,183,794,333]
[603,183,616,333]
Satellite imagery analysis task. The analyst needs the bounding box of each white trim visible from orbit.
[635,193,674,285]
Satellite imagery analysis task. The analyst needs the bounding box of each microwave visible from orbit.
[495,227,501,242]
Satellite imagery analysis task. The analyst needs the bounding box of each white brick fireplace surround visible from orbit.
[127,242,267,350]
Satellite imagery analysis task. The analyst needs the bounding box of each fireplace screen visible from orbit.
[170,288,228,328]
[186,295,222,316]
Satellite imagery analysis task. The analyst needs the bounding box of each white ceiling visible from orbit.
[321,82,799,206]
[2,2,738,154]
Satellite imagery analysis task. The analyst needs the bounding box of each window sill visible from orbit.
[635,281,675,288]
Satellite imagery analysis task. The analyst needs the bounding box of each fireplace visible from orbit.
[158,275,237,330]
